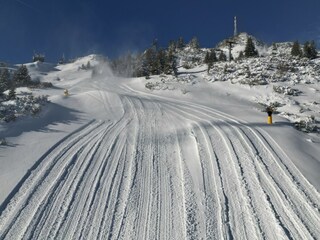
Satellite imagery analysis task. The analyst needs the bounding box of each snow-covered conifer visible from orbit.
[177,37,185,49]
[189,37,200,49]
[303,41,317,59]
[244,37,258,57]
[13,65,31,87]
[219,51,227,61]
[291,41,302,57]
[0,68,10,94]
[7,86,16,100]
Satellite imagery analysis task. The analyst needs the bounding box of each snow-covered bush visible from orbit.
[294,116,317,133]
[145,82,157,90]
[240,77,268,86]
[0,94,49,123]
[273,85,301,96]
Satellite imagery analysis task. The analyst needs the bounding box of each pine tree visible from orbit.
[177,37,185,49]
[86,61,91,69]
[189,37,200,49]
[141,48,156,76]
[204,52,210,65]
[157,48,167,74]
[204,50,217,73]
[168,40,177,53]
[244,37,258,57]
[0,68,10,94]
[133,53,145,77]
[219,51,227,61]
[303,41,310,58]
[238,51,244,60]
[272,43,278,55]
[303,41,317,59]
[309,41,318,59]
[291,41,302,57]
[144,40,160,75]
[168,50,178,76]
[7,85,16,100]
[58,54,66,64]
[13,65,31,87]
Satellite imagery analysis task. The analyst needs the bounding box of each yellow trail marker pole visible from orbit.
[266,106,273,124]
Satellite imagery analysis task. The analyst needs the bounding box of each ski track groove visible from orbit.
[132,97,154,240]
[159,108,189,240]
[113,96,140,240]
[162,109,189,240]
[160,106,188,240]
[188,122,223,239]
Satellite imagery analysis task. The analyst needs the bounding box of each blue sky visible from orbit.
[1,0,320,63]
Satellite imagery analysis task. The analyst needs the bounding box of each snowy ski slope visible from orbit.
[0,58,320,239]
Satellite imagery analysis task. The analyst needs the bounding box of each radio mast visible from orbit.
[234,16,238,36]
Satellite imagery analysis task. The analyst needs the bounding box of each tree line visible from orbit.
[291,40,317,59]
[110,36,266,77]
[110,37,202,78]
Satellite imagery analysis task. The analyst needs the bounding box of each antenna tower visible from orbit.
[234,16,238,36]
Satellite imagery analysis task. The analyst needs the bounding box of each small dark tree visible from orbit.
[140,48,157,76]
[144,40,160,75]
[291,41,302,57]
[272,43,277,50]
[168,40,177,53]
[303,41,317,59]
[7,85,16,100]
[238,51,244,60]
[58,54,66,64]
[86,61,91,69]
[133,52,148,78]
[309,41,318,58]
[272,43,278,55]
[0,68,10,94]
[157,48,167,74]
[177,37,185,49]
[189,37,200,49]
[219,51,227,61]
[204,52,210,64]
[244,37,258,57]
[164,48,177,76]
[303,41,310,58]
[13,65,31,87]
[204,50,217,73]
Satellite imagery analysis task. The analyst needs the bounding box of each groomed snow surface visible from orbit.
[0,56,320,239]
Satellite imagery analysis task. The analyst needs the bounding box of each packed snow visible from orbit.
[0,52,319,239]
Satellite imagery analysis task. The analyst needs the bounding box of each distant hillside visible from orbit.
[216,32,269,59]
